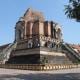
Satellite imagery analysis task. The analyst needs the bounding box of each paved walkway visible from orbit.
[0,68,80,80]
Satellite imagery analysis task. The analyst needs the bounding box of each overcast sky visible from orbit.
[0,0,80,45]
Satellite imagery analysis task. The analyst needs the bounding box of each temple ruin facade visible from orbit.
[0,8,80,64]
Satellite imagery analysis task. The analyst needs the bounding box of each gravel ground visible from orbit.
[0,68,80,80]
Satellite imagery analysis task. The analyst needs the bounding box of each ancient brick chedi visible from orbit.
[15,8,62,43]
[8,8,63,64]
[0,8,80,64]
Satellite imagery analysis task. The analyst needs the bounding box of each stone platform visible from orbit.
[7,47,72,64]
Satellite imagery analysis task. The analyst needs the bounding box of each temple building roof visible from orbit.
[71,44,80,53]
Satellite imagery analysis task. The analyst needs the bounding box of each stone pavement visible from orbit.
[0,68,80,80]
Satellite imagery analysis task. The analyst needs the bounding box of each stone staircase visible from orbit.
[0,42,17,64]
[61,43,80,63]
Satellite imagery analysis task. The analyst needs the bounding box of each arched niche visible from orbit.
[27,39,33,48]
[32,22,39,36]
[15,27,24,41]
[15,21,25,41]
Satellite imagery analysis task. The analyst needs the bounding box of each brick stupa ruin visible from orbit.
[0,8,80,64]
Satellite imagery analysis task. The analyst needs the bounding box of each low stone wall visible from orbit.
[0,64,80,71]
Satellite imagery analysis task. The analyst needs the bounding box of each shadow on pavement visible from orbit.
[0,73,80,80]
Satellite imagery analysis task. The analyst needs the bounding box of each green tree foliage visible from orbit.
[65,0,80,22]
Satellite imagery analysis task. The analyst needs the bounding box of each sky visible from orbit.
[0,0,80,45]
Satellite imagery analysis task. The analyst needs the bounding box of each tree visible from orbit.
[65,0,80,22]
